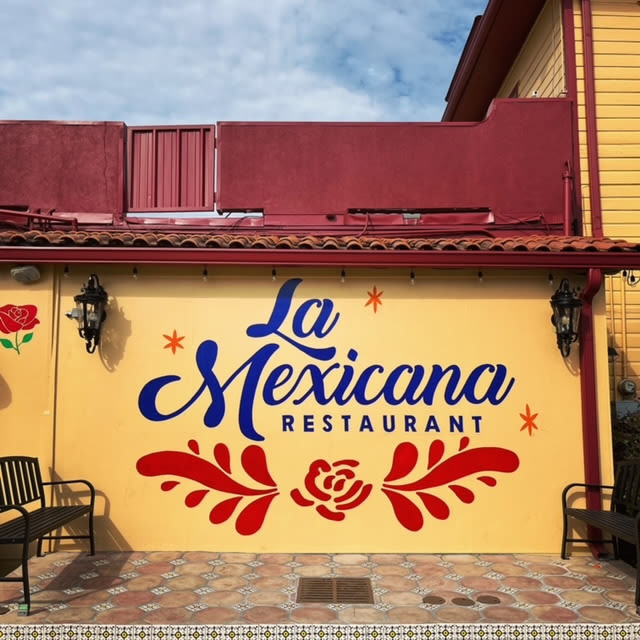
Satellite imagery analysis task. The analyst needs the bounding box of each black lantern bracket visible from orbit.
[550,278,583,357]
[66,274,108,353]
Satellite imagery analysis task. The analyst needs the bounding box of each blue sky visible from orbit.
[0,0,487,125]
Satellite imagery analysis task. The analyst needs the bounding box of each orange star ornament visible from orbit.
[163,329,185,354]
[520,404,539,436]
[365,286,384,313]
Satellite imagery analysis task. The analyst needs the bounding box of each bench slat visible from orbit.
[565,508,636,543]
[0,506,91,544]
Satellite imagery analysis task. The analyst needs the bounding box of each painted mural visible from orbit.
[135,278,522,537]
[2,268,592,552]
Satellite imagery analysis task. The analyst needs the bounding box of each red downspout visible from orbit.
[562,162,573,235]
[573,1,606,552]
[582,0,604,237]
[562,0,581,235]
[580,270,604,506]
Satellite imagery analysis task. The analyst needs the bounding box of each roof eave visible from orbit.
[443,0,547,122]
[0,246,636,272]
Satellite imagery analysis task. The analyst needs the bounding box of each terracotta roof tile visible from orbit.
[1,229,640,255]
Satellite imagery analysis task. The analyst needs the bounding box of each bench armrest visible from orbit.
[41,479,95,507]
[562,482,615,508]
[0,503,30,519]
[0,503,33,540]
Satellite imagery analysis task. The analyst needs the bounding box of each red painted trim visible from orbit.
[579,268,607,556]
[1,246,639,269]
[562,0,582,234]
[582,0,604,237]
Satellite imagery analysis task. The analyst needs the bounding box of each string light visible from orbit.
[272,268,277,281]
[132,266,138,280]
[63,265,70,278]
[548,273,554,287]
[478,271,484,283]
[410,270,415,286]
[341,269,346,284]
[202,267,208,282]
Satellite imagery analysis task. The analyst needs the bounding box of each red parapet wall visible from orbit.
[217,99,574,229]
[0,120,125,220]
[0,99,575,234]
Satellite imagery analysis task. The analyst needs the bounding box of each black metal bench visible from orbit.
[561,459,640,613]
[0,456,95,615]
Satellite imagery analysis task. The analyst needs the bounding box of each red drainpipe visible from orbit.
[579,270,604,497]
[562,0,581,235]
[582,0,604,238]
[567,0,606,552]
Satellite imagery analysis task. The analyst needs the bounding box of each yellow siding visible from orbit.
[582,0,640,396]
[498,0,565,98]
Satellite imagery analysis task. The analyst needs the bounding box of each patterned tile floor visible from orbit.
[0,550,638,625]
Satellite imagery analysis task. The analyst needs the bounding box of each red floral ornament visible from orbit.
[382,438,520,531]
[137,440,279,535]
[0,304,40,354]
[291,458,373,521]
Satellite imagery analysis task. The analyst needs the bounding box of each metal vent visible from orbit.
[296,577,374,604]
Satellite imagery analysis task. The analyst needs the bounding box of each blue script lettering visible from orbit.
[138,278,516,441]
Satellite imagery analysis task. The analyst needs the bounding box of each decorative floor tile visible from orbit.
[37,572,57,579]
[107,586,128,595]
[131,559,150,566]
[1,550,639,627]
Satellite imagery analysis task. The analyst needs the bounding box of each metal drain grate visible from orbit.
[296,577,374,604]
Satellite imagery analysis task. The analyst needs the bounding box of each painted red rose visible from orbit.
[291,459,373,521]
[0,304,40,333]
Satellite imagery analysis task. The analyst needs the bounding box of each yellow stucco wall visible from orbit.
[497,0,566,99]
[0,265,614,552]
[0,268,57,472]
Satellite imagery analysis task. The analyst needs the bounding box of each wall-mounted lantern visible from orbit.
[550,278,582,357]
[66,274,108,353]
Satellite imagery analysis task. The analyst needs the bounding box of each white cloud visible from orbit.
[0,0,486,124]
